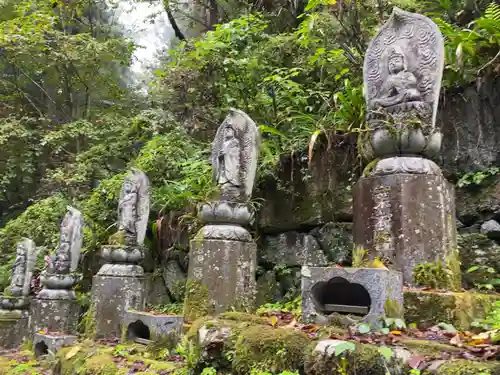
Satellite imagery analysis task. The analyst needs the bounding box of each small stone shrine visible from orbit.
[31,206,84,337]
[0,238,38,348]
[91,168,150,338]
[184,108,261,321]
[353,8,456,284]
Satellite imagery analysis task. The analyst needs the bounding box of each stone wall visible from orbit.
[148,79,500,306]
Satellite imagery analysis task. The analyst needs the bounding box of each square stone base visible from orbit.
[301,266,403,327]
[184,238,257,321]
[31,298,80,336]
[91,274,145,339]
[353,173,457,284]
[123,310,183,343]
[0,310,29,349]
[33,333,77,358]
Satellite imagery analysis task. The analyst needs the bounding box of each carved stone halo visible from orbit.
[363,7,444,131]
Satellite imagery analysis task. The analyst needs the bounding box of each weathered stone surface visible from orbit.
[311,222,353,265]
[439,80,500,178]
[458,233,500,286]
[33,333,77,358]
[162,260,186,302]
[301,266,403,327]
[353,173,457,284]
[123,310,183,341]
[404,289,498,329]
[480,219,500,240]
[0,310,29,349]
[4,238,37,300]
[255,271,280,306]
[257,135,357,232]
[144,273,171,306]
[30,298,80,335]
[91,273,146,338]
[261,232,327,267]
[456,177,500,225]
[185,238,256,321]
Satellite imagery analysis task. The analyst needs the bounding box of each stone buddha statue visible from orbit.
[371,46,422,109]
[216,123,241,200]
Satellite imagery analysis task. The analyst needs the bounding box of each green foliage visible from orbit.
[467,265,500,291]
[473,300,500,329]
[457,167,500,188]
[256,296,302,318]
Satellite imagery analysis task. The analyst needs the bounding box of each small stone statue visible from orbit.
[364,7,444,127]
[211,109,260,202]
[362,7,444,163]
[5,238,36,297]
[117,168,150,246]
[371,46,422,109]
[47,206,84,275]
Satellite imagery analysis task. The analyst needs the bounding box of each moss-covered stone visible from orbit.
[108,230,126,246]
[427,359,500,375]
[400,339,462,356]
[458,233,500,288]
[56,342,178,375]
[305,342,401,375]
[404,289,499,329]
[183,280,210,323]
[233,325,310,374]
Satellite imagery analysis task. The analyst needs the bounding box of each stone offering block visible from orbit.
[301,266,403,327]
[91,264,146,339]
[31,298,80,335]
[0,309,29,349]
[404,289,499,330]
[123,310,183,344]
[33,333,77,358]
[353,172,457,284]
[184,238,257,322]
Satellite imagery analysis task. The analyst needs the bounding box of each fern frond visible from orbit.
[485,2,500,21]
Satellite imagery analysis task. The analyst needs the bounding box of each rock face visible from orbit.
[458,233,500,287]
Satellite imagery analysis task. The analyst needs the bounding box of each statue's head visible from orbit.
[123,179,135,194]
[16,242,26,257]
[387,46,405,74]
[224,124,235,140]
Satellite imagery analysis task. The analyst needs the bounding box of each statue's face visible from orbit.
[123,180,134,194]
[225,126,235,140]
[16,244,25,257]
[388,53,404,73]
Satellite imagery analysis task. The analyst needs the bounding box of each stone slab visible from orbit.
[184,238,257,321]
[404,289,499,329]
[91,274,146,339]
[123,310,183,342]
[0,310,29,349]
[301,266,403,327]
[353,173,457,284]
[30,298,80,336]
[33,333,77,358]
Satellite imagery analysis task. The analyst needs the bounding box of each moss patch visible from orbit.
[404,289,499,329]
[428,359,500,375]
[305,342,401,375]
[183,280,210,323]
[233,325,310,374]
[56,342,178,375]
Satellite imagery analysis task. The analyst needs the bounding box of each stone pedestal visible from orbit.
[185,237,257,321]
[301,266,403,327]
[31,298,80,335]
[91,264,146,339]
[123,310,183,343]
[353,168,457,284]
[0,309,29,349]
[33,333,77,358]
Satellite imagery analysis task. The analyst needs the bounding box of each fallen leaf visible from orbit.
[408,355,426,369]
[390,330,402,335]
[450,334,464,347]
[270,315,278,327]
[65,346,81,360]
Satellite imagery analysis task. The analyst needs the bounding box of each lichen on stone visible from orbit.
[183,279,210,323]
